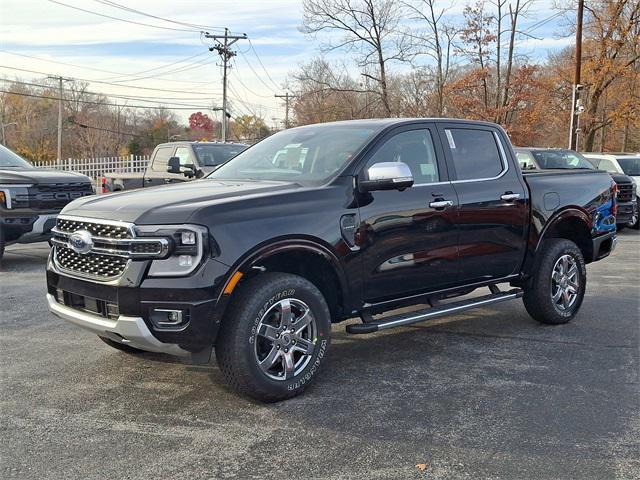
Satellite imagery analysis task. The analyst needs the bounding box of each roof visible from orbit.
[288,118,504,130]
[157,141,249,147]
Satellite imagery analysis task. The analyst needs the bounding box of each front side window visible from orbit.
[209,125,380,185]
[174,147,190,166]
[445,128,503,180]
[516,151,537,170]
[194,145,248,166]
[151,147,174,172]
[365,129,440,184]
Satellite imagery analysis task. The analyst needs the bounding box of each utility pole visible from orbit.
[204,29,247,142]
[568,0,584,150]
[47,75,72,161]
[274,93,297,128]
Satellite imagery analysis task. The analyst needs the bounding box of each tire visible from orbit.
[98,335,145,354]
[215,272,331,402]
[523,239,587,325]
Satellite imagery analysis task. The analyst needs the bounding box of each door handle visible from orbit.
[500,192,521,201]
[164,178,172,184]
[429,200,454,209]
[144,177,152,183]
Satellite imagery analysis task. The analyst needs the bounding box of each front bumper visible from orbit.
[2,212,58,244]
[47,293,191,356]
[46,255,232,356]
[616,200,638,226]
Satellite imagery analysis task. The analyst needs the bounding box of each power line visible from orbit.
[99,52,208,80]
[90,0,225,32]
[47,0,200,32]
[0,78,221,102]
[0,88,220,111]
[247,39,281,91]
[70,118,140,137]
[230,58,274,98]
[0,65,220,95]
[238,51,278,94]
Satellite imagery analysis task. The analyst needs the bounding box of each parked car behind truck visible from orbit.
[47,119,617,402]
[104,141,248,192]
[583,153,640,229]
[0,144,93,261]
[515,147,637,229]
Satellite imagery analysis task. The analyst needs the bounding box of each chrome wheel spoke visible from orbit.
[566,281,579,294]
[562,289,572,309]
[292,338,314,355]
[258,324,279,341]
[552,288,563,303]
[552,271,563,283]
[567,264,579,280]
[291,310,313,334]
[279,299,293,327]
[259,346,281,371]
[282,352,295,379]
[561,255,569,273]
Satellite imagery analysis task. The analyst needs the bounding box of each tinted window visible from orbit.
[151,147,174,171]
[366,129,440,184]
[194,145,248,166]
[617,157,640,176]
[515,151,536,170]
[0,144,33,169]
[446,129,502,180]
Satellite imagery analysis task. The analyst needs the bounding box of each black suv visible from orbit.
[0,145,93,261]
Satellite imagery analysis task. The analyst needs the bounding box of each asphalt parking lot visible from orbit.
[1,231,638,480]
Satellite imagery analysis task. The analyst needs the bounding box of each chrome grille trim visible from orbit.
[52,215,170,281]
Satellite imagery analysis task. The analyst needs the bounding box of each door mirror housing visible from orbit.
[359,162,414,192]
[167,157,198,178]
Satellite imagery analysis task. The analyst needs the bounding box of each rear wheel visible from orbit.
[523,239,587,324]
[98,335,145,354]
[215,272,331,402]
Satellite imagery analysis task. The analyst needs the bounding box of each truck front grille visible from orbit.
[55,246,128,279]
[617,183,634,203]
[20,183,94,210]
[56,217,132,239]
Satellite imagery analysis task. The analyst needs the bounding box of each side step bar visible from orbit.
[346,289,523,334]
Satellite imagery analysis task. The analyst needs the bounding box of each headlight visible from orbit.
[0,184,33,209]
[135,224,211,277]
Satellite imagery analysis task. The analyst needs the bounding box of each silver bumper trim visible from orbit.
[47,294,190,357]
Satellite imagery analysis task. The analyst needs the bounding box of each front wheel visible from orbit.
[523,239,587,324]
[215,272,331,402]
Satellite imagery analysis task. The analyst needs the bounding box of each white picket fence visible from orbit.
[32,155,150,185]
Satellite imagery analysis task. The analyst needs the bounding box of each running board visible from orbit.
[346,289,523,334]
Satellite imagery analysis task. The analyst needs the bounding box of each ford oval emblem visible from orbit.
[68,230,94,255]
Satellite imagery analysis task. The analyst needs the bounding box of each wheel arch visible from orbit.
[215,237,351,325]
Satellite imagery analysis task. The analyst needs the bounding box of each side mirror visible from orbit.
[167,157,181,174]
[359,162,414,192]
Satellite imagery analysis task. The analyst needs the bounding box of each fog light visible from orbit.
[56,288,65,304]
[150,308,188,329]
[178,255,193,267]
[181,232,196,245]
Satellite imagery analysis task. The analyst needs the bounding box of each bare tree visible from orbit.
[301,0,410,116]
[404,0,458,116]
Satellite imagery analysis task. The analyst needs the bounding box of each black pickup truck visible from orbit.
[0,144,93,261]
[46,119,617,402]
[104,141,248,192]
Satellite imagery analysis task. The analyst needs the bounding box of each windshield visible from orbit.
[208,124,379,184]
[531,150,595,170]
[0,144,33,169]
[617,157,640,176]
[194,144,248,166]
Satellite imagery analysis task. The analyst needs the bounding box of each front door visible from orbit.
[437,124,528,283]
[357,124,460,302]
[143,145,176,187]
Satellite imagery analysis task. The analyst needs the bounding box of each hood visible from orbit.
[0,168,91,185]
[62,178,300,224]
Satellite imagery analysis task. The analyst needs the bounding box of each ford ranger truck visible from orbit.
[0,144,93,261]
[46,119,617,402]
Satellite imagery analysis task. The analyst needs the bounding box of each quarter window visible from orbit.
[365,129,440,184]
[151,147,174,172]
[445,129,503,180]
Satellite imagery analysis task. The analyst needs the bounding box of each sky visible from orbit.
[0,0,574,126]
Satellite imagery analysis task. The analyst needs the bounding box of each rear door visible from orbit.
[437,124,528,283]
[357,123,460,302]
[143,145,176,187]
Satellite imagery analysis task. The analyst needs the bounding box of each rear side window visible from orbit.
[445,128,503,180]
[151,147,174,172]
